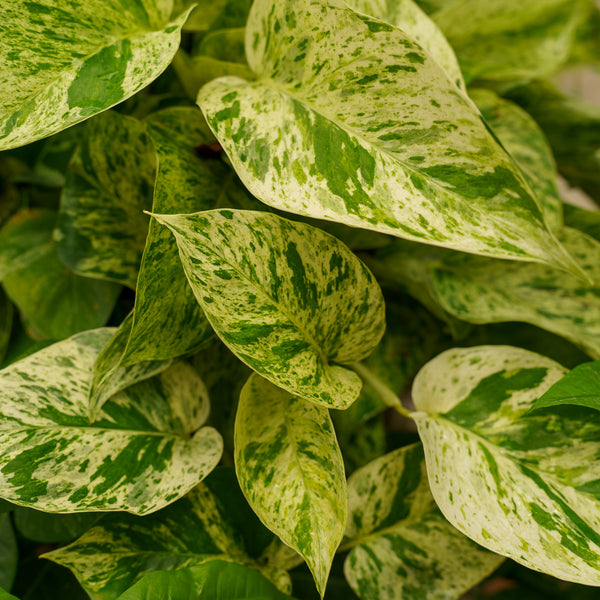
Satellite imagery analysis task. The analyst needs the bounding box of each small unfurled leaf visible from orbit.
[531,361,600,412]
[46,472,287,600]
[116,561,294,600]
[0,0,191,150]
[198,0,580,273]
[235,374,347,597]
[470,89,563,229]
[344,0,465,89]
[412,345,600,585]
[155,209,385,408]
[55,111,156,288]
[0,329,222,514]
[344,444,503,600]
[0,516,17,592]
[0,209,121,340]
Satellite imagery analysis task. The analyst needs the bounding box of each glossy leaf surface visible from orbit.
[412,345,600,585]
[235,374,347,596]
[155,209,385,408]
[0,329,222,513]
[0,290,12,364]
[0,516,17,592]
[0,0,190,150]
[198,0,578,272]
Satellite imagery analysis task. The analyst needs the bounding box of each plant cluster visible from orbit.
[0,0,600,598]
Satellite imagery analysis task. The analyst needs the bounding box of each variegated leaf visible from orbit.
[470,89,563,229]
[0,329,222,513]
[412,345,600,585]
[155,209,385,408]
[0,289,12,364]
[432,0,588,85]
[116,561,294,600]
[344,444,503,600]
[55,111,156,288]
[235,374,347,597]
[89,313,172,421]
[344,0,465,90]
[46,470,288,599]
[197,0,581,273]
[0,210,121,340]
[118,107,220,365]
[0,0,191,150]
[370,226,600,358]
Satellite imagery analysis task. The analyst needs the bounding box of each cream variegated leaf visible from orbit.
[0,329,222,514]
[235,374,347,597]
[197,0,581,274]
[0,0,191,150]
[155,209,385,409]
[412,345,600,585]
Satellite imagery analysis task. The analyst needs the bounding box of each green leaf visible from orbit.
[183,0,251,31]
[197,0,580,273]
[194,28,247,64]
[370,226,600,358]
[0,289,12,364]
[530,361,600,412]
[118,107,222,365]
[55,111,156,289]
[563,203,600,242]
[344,444,503,600]
[89,313,172,420]
[470,89,563,229]
[344,0,465,90]
[14,508,100,544]
[155,209,385,408]
[412,345,600,585]
[432,0,588,85]
[0,209,121,340]
[117,561,294,600]
[0,589,18,600]
[235,374,347,597]
[0,0,191,150]
[46,473,288,599]
[0,329,222,513]
[0,516,17,592]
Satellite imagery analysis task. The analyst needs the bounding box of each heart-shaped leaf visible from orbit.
[155,209,385,408]
[412,345,600,585]
[235,374,347,597]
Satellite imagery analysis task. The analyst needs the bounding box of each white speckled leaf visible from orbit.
[412,345,600,585]
[0,0,191,150]
[55,111,156,289]
[344,444,503,600]
[155,209,385,409]
[344,0,465,90]
[235,374,347,597]
[197,0,580,273]
[0,329,222,514]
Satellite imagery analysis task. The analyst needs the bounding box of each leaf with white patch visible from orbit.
[344,0,465,89]
[344,444,503,600]
[197,0,580,273]
[235,374,347,597]
[412,345,600,585]
[0,210,121,340]
[155,209,385,408]
[370,226,600,358]
[470,89,562,229]
[55,111,156,288]
[0,329,222,514]
[0,0,192,150]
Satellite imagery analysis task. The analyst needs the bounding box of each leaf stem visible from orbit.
[348,362,412,419]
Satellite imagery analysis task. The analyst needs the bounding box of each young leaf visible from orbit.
[235,374,347,597]
[530,361,600,412]
[412,345,600,585]
[344,444,503,600]
[55,111,156,289]
[0,329,222,514]
[155,209,385,409]
[0,209,121,340]
[0,1,191,150]
[198,0,579,273]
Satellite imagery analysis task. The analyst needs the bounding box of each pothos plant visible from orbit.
[0,0,599,598]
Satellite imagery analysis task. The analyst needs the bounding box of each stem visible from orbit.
[348,362,412,419]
